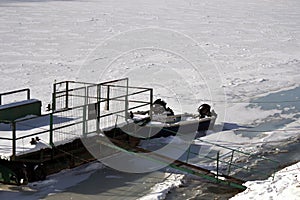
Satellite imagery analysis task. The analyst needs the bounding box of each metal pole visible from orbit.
[66,81,69,109]
[97,84,101,133]
[27,88,30,100]
[149,89,153,119]
[86,87,89,134]
[106,85,110,110]
[83,87,87,137]
[125,78,129,121]
[49,113,54,147]
[12,122,16,160]
[216,151,220,182]
[52,83,56,111]
[227,150,235,175]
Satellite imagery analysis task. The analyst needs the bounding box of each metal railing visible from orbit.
[0,78,153,160]
[0,88,30,105]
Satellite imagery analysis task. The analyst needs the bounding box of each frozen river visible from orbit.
[0,0,299,199]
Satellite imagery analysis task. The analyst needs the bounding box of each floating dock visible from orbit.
[0,78,278,191]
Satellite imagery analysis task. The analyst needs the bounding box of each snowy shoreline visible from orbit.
[230,161,300,200]
[135,159,300,200]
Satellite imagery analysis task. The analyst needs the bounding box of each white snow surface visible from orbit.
[231,162,300,200]
[137,173,185,200]
[0,0,299,199]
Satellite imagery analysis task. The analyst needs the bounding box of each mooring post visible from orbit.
[11,121,16,160]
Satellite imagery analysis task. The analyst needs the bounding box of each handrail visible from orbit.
[195,137,279,164]
[0,88,30,105]
[1,78,153,158]
[112,112,279,180]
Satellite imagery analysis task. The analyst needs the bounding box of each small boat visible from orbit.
[116,99,217,140]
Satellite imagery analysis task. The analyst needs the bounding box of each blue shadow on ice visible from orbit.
[222,123,251,131]
[236,86,300,138]
[249,86,300,114]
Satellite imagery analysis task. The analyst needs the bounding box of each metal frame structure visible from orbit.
[0,78,153,159]
[0,78,280,189]
[0,88,30,106]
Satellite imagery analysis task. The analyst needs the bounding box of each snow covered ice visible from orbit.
[231,162,300,200]
[0,0,300,199]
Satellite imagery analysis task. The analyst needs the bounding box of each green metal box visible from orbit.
[0,99,41,122]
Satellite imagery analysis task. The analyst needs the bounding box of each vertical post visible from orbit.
[227,150,234,175]
[216,151,220,182]
[106,85,110,110]
[125,78,129,121]
[52,83,56,111]
[26,88,30,100]
[86,87,89,134]
[96,84,101,133]
[66,81,69,109]
[0,94,2,105]
[83,87,87,137]
[49,113,54,147]
[11,121,16,160]
[149,89,153,119]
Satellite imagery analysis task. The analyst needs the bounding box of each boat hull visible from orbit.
[120,117,212,139]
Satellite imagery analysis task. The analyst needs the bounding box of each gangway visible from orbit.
[97,114,280,191]
[97,137,247,191]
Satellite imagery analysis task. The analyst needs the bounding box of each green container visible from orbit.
[0,99,41,122]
